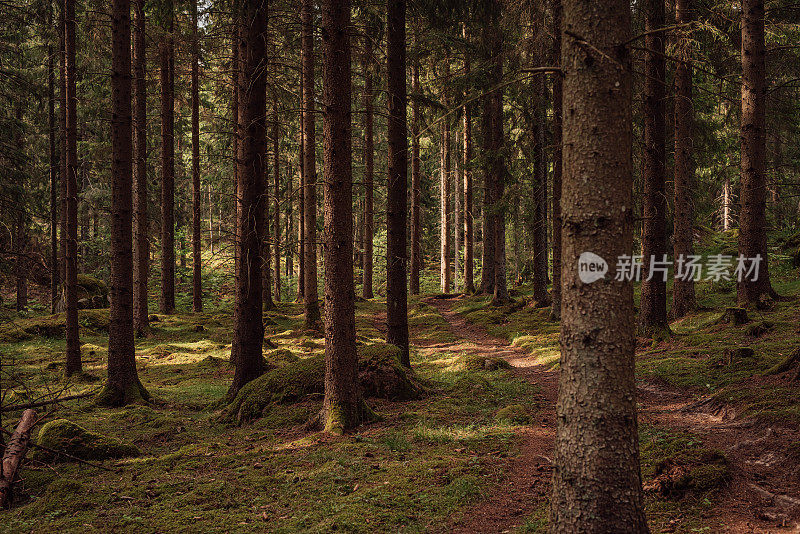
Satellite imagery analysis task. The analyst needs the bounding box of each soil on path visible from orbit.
[421,296,800,534]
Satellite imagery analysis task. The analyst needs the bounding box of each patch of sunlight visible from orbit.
[412,422,513,443]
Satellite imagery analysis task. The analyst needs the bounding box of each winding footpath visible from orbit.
[420,296,800,534]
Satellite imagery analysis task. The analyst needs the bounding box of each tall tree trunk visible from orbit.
[273,112,281,302]
[100,0,150,406]
[722,176,731,230]
[532,74,549,305]
[262,121,274,311]
[386,0,409,366]
[463,24,475,295]
[228,0,268,399]
[133,0,149,336]
[550,0,649,530]
[479,77,495,294]
[302,0,321,328]
[64,0,81,377]
[287,165,294,279]
[638,0,669,337]
[488,11,508,304]
[440,61,452,294]
[48,2,59,314]
[14,105,27,312]
[160,0,175,314]
[671,0,697,319]
[410,52,421,295]
[738,0,774,306]
[454,129,462,291]
[362,49,374,299]
[320,0,367,433]
[191,0,202,312]
[550,0,563,320]
[59,1,67,292]
[297,69,305,302]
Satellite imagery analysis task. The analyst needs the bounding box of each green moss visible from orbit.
[76,274,108,296]
[34,419,139,461]
[266,348,300,366]
[228,343,422,424]
[462,355,512,372]
[94,378,151,407]
[494,404,532,425]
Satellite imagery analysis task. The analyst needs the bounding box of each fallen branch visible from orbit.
[1,392,96,413]
[0,409,37,507]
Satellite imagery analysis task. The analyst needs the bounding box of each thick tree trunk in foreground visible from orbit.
[738,0,774,306]
[100,0,150,406]
[302,0,321,328]
[64,0,81,377]
[550,0,563,320]
[671,0,697,319]
[410,55,421,295]
[133,0,149,335]
[362,50,374,299]
[549,0,649,530]
[191,0,202,313]
[228,0,268,398]
[638,0,669,337]
[386,0,409,366]
[462,24,475,295]
[160,0,175,314]
[320,0,368,434]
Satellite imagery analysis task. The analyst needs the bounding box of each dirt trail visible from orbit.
[422,296,558,534]
[421,296,800,534]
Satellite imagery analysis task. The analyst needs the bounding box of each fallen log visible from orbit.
[1,392,96,413]
[0,409,37,507]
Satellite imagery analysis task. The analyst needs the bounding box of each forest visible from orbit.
[0,0,799,531]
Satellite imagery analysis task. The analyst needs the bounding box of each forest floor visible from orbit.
[2,232,800,533]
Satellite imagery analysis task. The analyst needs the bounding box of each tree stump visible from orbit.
[717,307,749,325]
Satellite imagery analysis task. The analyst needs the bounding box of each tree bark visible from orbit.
[638,0,669,337]
[410,52,421,295]
[297,66,305,302]
[532,69,549,306]
[64,0,81,377]
[100,0,150,406]
[302,0,321,328]
[362,48,374,299]
[262,129,274,311]
[191,0,202,313]
[320,0,367,434]
[440,61,452,294]
[386,0,409,366]
[550,0,563,320]
[479,54,495,295]
[59,2,67,291]
[738,0,774,306]
[273,111,281,302]
[133,0,149,336]
[160,0,175,314]
[671,0,697,319]
[48,1,59,314]
[228,0,268,399]
[488,12,508,305]
[549,0,649,530]
[463,24,475,295]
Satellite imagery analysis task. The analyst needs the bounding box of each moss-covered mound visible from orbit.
[266,348,300,366]
[0,309,110,343]
[227,343,424,424]
[494,404,532,425]
[34,419,139,462]
[644,449,729,497]
[462,355,513,372]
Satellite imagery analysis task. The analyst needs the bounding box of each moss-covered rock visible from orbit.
[745,321,774,338]
[34,419,139,461]
[462,355,512,372]
[645,449,728,497]
[227,343,424,424]
[494,404,532,425]
[0,309,110,342]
